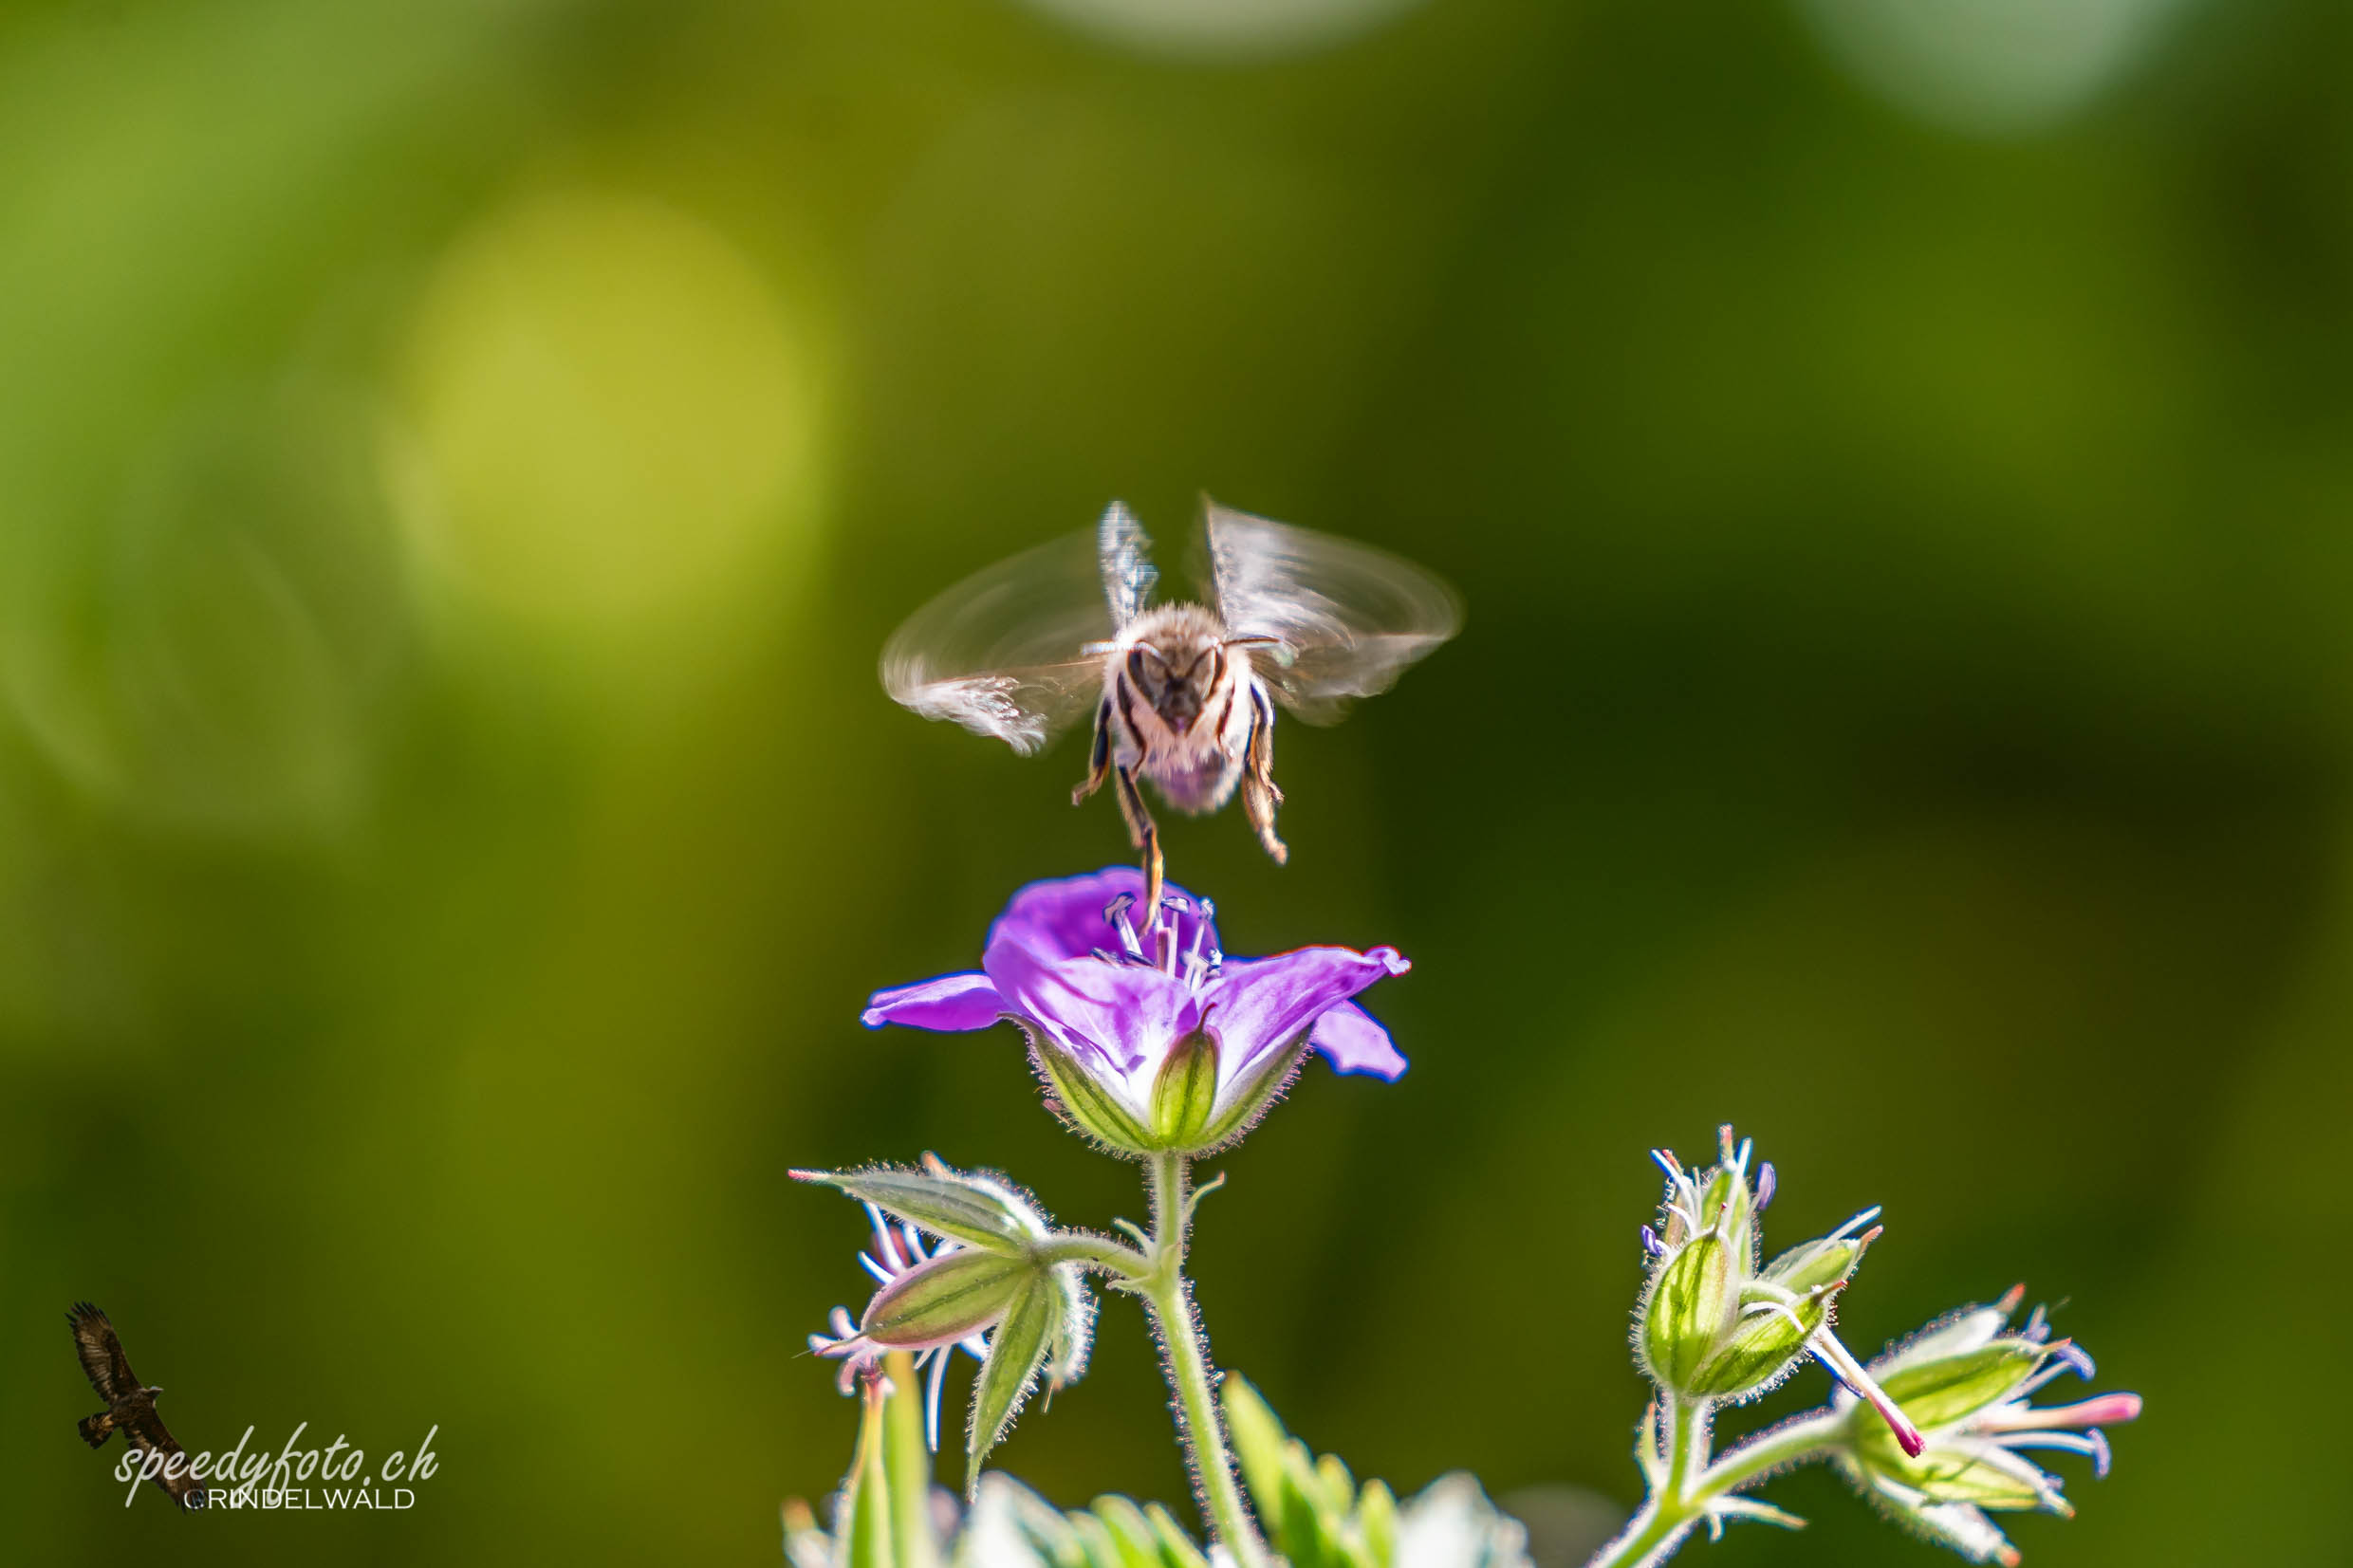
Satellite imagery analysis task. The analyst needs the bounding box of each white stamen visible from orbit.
[924,1345,951,1451]
[1104,895,1146,962]
[865,1204,908,1270]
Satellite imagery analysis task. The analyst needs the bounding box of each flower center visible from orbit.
[1100,892,1222,987]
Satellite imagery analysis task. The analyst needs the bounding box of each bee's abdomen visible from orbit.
[1146,751,1245,816]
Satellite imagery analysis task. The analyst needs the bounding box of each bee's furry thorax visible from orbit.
[1103,602,1259,816]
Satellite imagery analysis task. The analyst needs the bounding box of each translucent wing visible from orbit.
[1203,501,1461,726]
[1098,501,1158,628]
[880,524,1126,756]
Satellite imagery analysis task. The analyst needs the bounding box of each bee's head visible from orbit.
[1121,606,1238,735]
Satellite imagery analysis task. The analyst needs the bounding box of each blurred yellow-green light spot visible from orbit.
[395,189,822,636]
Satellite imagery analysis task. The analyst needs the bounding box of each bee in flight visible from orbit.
[881,498,1460,907]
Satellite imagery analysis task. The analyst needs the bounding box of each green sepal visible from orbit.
[1643,1233,1732,1391]
[1149,1027,1221,1149]
[1686,1291,1831,1397]
[1031,1035,1157,1155]
[1759,1236,1863,1295]
[864,1248,1032,1349]
[795,1163,1043,1251]
[1857,1439,2055,1510]
[1874,1340,2044,1430]
[965,1271,1065,1496]
[1700,1167,1754,1264]
[1192,1034,1312,1153]
[1044,1257,1098,1391]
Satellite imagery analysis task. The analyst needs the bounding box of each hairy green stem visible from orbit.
[1032,1232,1152,1277]
[1584,1401,1844,1568]
[1694,1408,1843,1496]
[1139,1151,1266,1568]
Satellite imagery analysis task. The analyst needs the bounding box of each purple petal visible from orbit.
[862,971,1007,1032]
[983,940,1192,1080]
[986,866,1214,965]
[1308,999,1409,1079]
[1204,946,1411,1079]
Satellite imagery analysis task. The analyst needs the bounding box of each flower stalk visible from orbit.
[1136,1150,1267,1568]
[1587,1402,1844,1568]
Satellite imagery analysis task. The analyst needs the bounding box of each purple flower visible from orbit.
[863,867,1410,1153]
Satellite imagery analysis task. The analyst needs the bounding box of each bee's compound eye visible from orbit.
[1127,648,1151,687]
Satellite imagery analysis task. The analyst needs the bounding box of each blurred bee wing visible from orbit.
[1098,500,1158,628]
[880,527,1117,756]
[1201,501,1462,726]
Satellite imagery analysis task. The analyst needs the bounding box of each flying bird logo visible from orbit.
[69,1301,207,1510]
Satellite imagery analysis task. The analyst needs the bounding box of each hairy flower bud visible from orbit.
[1633,1128,1898,1410]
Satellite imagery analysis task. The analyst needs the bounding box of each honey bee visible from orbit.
[881,498,1460,906]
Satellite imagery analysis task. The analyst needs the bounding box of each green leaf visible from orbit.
[1087,1496,1167,1568]
[1142,1503,1211,1568]
[844,1394,897,1568]
[965,1273,1065,1495]
[1356,1481,1397,1568]
[1219,1374,1290,1523]
[795,1165,1040,1252]
[1069,1511,1137,1568]
[1277,1439,1343,1568]
[881,1353,943,1568]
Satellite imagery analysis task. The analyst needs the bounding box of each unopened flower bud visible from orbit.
[1638,1128,1861,1401]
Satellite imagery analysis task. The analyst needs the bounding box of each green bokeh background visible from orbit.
[4,0,2347,1563]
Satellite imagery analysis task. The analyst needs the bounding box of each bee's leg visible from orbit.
[1241,687,1288,864]
[1071,699,1113,804]
[1113,764,1164,915]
